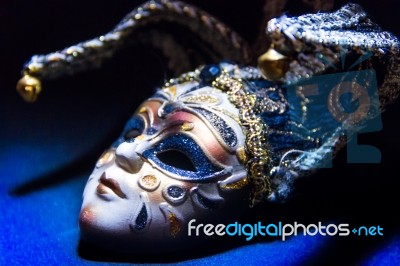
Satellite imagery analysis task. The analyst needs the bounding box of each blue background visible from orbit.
[1,0,400,265]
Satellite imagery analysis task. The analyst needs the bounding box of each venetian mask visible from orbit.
[79,65,250,250]
[16,1,399,253]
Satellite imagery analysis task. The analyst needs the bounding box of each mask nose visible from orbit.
[115,140,144,173]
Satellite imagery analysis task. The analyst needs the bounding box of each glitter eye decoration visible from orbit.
[142,134,225,181]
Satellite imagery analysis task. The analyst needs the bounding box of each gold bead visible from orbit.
[16,75,42,102]
[257,48,289,81]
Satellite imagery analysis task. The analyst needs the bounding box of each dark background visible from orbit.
[1,0,399,265]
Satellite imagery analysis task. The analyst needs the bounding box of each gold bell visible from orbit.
[16,75,42,102]
[257,47,289,81]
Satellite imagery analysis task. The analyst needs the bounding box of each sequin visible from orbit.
[167,186,184,198]
[199,64,221,84]
[162,185,187,204]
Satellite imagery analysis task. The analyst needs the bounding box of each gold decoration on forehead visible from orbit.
[183,93,220,104]
[167,86,177,97]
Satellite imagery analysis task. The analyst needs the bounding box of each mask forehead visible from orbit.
[154,83,242,133]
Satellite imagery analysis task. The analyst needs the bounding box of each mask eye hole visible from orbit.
[156,150,196,172]
[122,116,145,142]
[124,129,142,142]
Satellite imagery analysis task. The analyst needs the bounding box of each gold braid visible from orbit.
[212,70,270,207]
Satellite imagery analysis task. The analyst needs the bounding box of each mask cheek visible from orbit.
[82,169,103,204]
[79,143,249,249]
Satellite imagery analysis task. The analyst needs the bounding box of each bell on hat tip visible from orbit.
[16,75,42,103]
[257,47,289,81]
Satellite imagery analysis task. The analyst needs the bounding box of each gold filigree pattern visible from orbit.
[183,94,219,104]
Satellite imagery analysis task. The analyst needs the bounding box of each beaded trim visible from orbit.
[212,71,270,207]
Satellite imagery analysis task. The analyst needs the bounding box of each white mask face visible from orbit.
[79,82,249,251]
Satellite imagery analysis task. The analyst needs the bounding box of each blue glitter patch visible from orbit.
[167,186,185,199]
[142,134,224,181]
[134,204,147,231]
[193,108,238,148]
